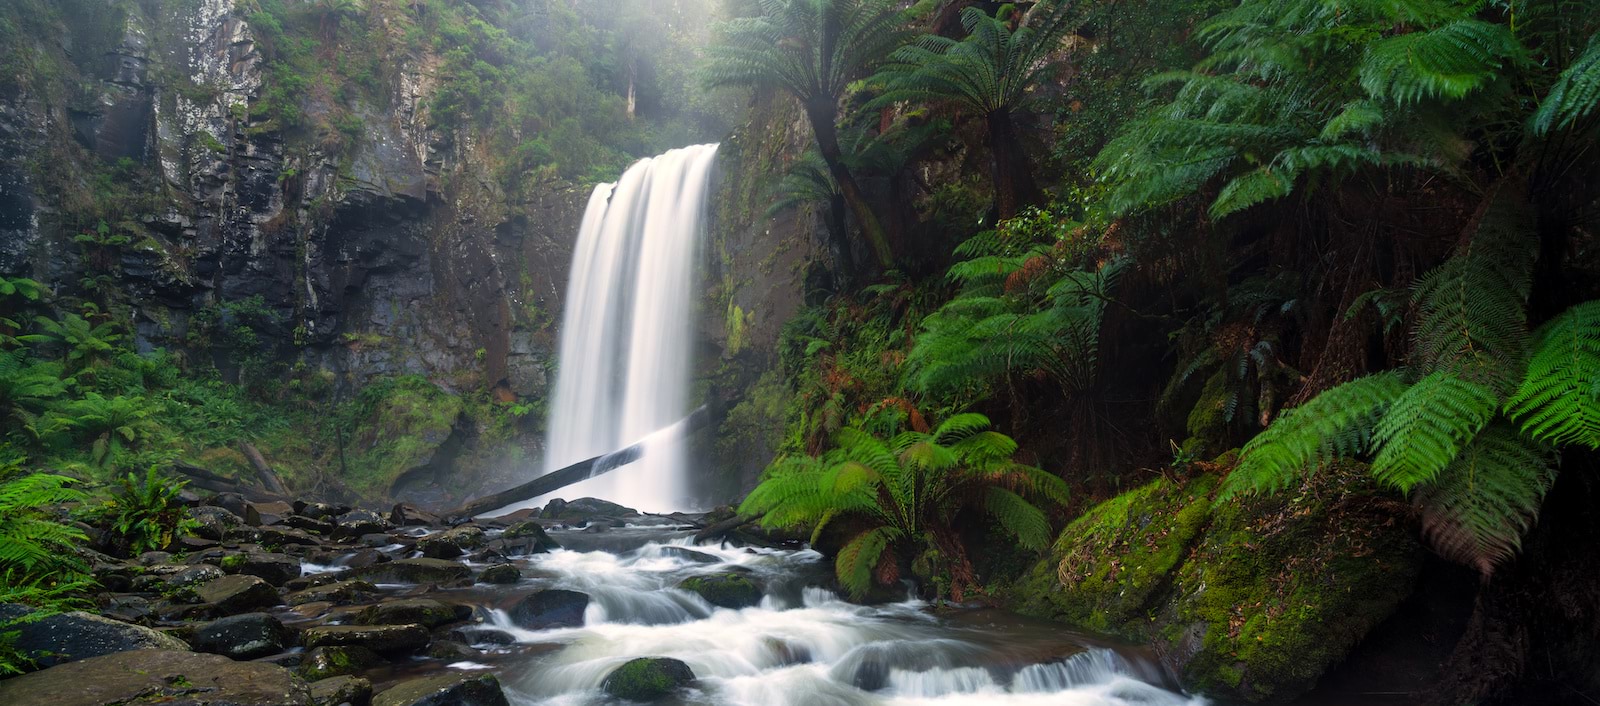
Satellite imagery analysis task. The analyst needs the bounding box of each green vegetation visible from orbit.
[94,466,201,556]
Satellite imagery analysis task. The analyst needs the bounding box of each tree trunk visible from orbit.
[238,441,289,496]
[807,102,895,272]
[988,109,1043,220]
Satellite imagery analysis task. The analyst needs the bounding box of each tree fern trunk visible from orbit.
[988,109,1043,220]
[808,102,895,272]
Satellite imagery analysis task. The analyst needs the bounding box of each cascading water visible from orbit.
[529,144,719,513]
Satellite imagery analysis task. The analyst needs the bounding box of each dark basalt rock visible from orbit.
[355,598,471,629]
[298,645,387,681]
[373,673,510,706]
[227,551,303,586]
[0,649,312,705]
[348,558,471,585]
[601,657,696,701]
[661,546,719,564]
[297,501,352,520]
[678,573,763,609]
[477,563,521,584]
[287,579,380,606]
[302,624,430,655]
[189,505,245,540]
[540,497,637,521]
[195,574,283,614]
[193,612,293,660]
[389,503,443,527]
[495,521,559,555]
[0,604,189,671]
[507,589,590,630]
[417,526,485,559]
[335,509,394,539]
[309,675,373,706]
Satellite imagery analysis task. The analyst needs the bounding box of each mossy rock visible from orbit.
[601,657,695,701]
[1156,462,1422,703]
[298,645,385,681]
[677,573,762,609]
[1013,474,1217,638]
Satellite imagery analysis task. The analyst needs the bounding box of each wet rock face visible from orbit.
[372,672,510,706]
[507,589,590,630]
[0,649,312,706]
[0,605,189,670]
[192,612,292,660]
[678,573,763,609]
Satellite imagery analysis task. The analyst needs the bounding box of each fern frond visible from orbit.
[1222,372,1409,498]
[983,487,1052,551]
[1531,33,1600,135]
[1359,20,1519,104]
[836,526,900,599]
[1413,421,1557,576]
[1505,300,1600,448]
[1370,370,1499,491]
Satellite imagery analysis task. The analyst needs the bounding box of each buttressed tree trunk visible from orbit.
[989,108,1043,219]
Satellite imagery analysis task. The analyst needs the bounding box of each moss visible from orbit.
[219,554,245,572]
[1160,461,1423,703]
[601,657,695,701]
[1013,474,1217,638]
[677,573,762,609]
[340,375,463,496]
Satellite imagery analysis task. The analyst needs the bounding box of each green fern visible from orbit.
[1413,421,1558,575]
[1358,20,1519,105]
[1531,33,1600,135]
[1222,372,1409,499]
[1505,301,1600,448]
[0,470,90,591]
[1370,371,1498,491]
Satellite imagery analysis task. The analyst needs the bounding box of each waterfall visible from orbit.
[533,144,719,514]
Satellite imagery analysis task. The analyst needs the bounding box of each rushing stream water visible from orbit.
[418,523,1208,706]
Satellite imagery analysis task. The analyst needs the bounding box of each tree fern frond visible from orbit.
[1531,33,1600,135]
[836,526,900,599]
[1222,372,1410,499]
[1371,370,1499,491]
[1505,300,1600,448]
[1413,421,1557,576]
[1359,20,1519,105]
[983,486,1052,551]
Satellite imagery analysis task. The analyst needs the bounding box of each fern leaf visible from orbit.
[836,526,901,599]
[1359,20,1519,104]
[1532,34,1600,135]
[1371,370,1499,491]
[983,487,1052,551]
[1505,300,1600,448]
[1413,421,1557,576]
[1222,372,1409,498]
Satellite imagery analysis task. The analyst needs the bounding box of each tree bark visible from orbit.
[988,109,1043,220]
[238,441,289,496]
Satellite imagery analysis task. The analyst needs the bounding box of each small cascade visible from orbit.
[531,144,719,513]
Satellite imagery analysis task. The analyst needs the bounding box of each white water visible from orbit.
[525,144,719,514]
[479,526,1207,706]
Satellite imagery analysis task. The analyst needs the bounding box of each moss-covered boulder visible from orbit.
[355,598,471,629]
[298,645,385,681]
[373,673,509,706]
[1155,463,1422,703]
[601,657,695,701]
[1013,463,1423,704]
[678,573,762,609]
[1014,474,1216,637]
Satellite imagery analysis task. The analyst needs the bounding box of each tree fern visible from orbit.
[1358,20,1519,105]
[1222,372,1409,499]
[1505,301,1600,448]
[0,471,89,589]
[835,526,901,599]
[1531,33,1600,135]
[1413,421,1558,575]
[983,486,1052,550]
[1370,371,1499,491]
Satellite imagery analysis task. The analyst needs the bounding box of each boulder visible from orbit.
[302,624,430,655]
[297,501,352,520]
[348,558,471,585]
[334,509,394,539]
[477,564,521,584]
[281,514,337,534]
[255,525,323,547]
[195,574,283,614]
[418,526,486,559]
[355,598,471,629]
[0,649,311,705]
[225,552,303,586]
[494,521,558,555]
[373,673,510,706]
[540,497,636,521]
[507,589,590,630]
[189,505,245,540]
[166,564,227,592]
[206,492,251,518]
[1014,463,1423,703]
[287,579,380,606]
[0,605,189,670]
[389,503,442,526]
[298,645,386,680]
[601,657,696,701]
[246,501,296,527]
[193,612,292,660]
[661,546,719,564]
[310,675,373,706]
[678,573,763,609]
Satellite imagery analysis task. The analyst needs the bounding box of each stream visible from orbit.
[378,522,1208,706]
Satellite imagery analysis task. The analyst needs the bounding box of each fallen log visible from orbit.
[239,441,290,496]
[692,512,762,545]
[447,406,711,521]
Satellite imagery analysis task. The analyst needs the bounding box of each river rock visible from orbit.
[348,558,471,585]
[495,521,559,554]
[389,503,442,526]
[508,589,590,630]
[282,514,337,534]
[189,505,245,540]
[310,675,373,706]
[0,605,189,670]
[0,649,311,705]
[373,673,510,706]
[193,612,292,659]
[207,492,252,518]
[288,579,380,605]
[298,645,386,680]
[225,551,303,586]
[246,501,296,527]
[356,598,471,628]
[417,526,485,559]
[196,574,283,614]
[601,657,696,701]
[661,546,719,563]
[541,497,636,521]
[167,563,227,592]
[334,509,394,538]
[1014,462,1423,703]
[477,563,522,584]
[678,573,763,609]
[297,501,352,520]
[303,624,430,654]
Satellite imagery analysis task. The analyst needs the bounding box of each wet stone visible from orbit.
[372,672,510,706]
[507,589,589,630]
